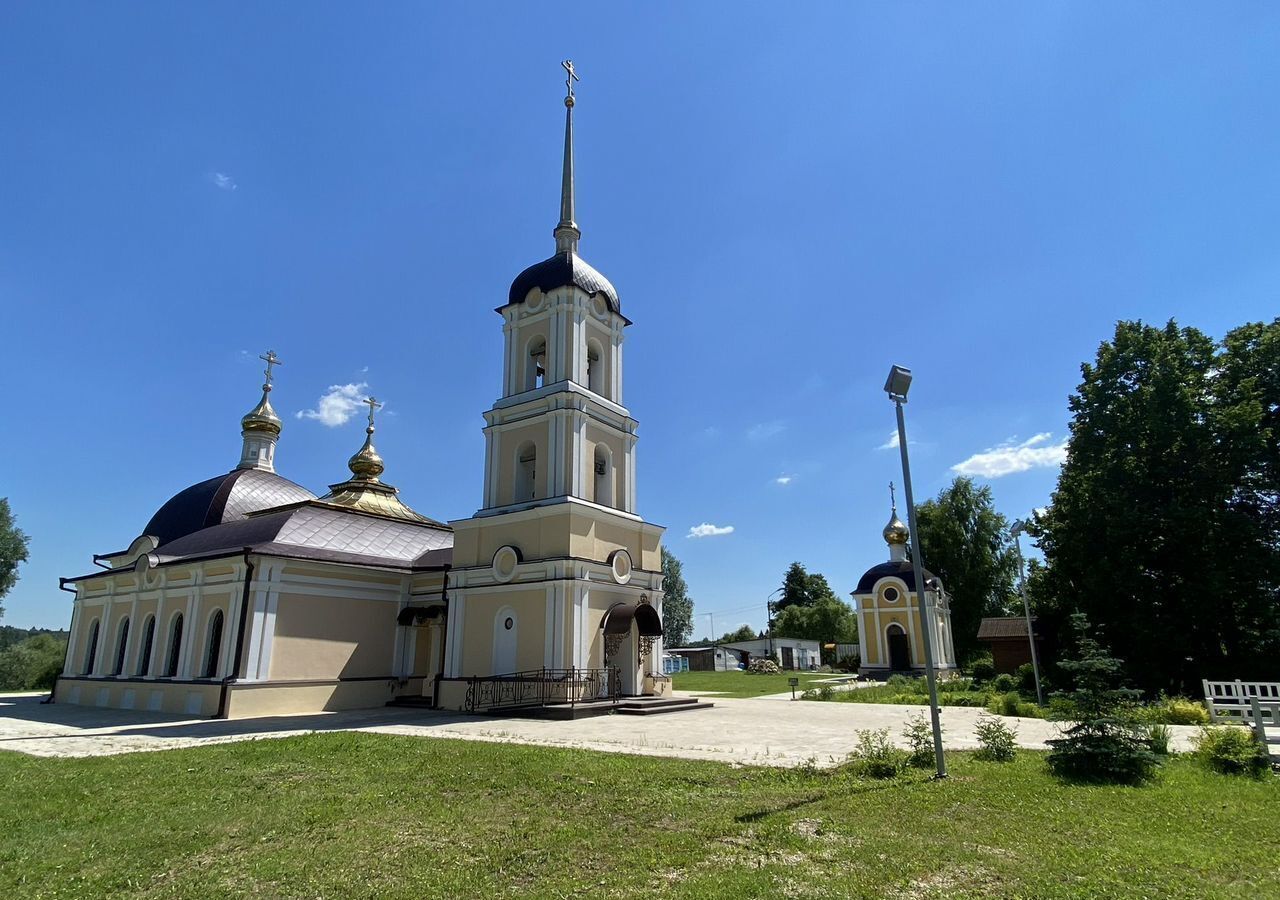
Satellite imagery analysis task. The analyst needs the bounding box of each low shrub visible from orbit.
[748,658,781,675]
[836,654,859,672]
[973,713,1018,762]
[1047,696,1080,721]
[1146,723,1172,756]
[1139,696,1210,726]
[991,674,1017,694]
[1193,726,1271,778]
[902,713,938,768]
[1046,719,1161,784]
[850,728,905,779]
[1015,663,1038,696]
[885,674,914,689]
[969,656,996,684]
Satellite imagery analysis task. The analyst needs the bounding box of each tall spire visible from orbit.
[554,59,581,255]
[238,350,283,472]
[347,396,385,482]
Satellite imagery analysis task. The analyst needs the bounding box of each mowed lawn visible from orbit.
[2,734,1277,898]
[672,669,833,697]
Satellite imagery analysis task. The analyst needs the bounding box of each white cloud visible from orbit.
[877,430,900,450]
[209,171,237,191]
[748,421,785,441]
[775,475,793,485]
[951,433,1068,479]
[687,523,735,539]
[296,382,369,427]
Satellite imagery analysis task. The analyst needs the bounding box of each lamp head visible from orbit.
[1011,519,1027,537]
[884,365,913,401]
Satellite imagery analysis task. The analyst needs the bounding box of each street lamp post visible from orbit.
[766,586,783,661]
[885,364,947,779]
[1010,521,1045,707]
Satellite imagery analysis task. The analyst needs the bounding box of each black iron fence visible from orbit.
[447,667,621,713]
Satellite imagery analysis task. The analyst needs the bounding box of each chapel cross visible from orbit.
[363,395,382,428]
[889,481,897,512]
[562,59,579,100]
[260,350,281,387]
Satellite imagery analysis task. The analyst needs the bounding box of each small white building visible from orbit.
[722,638,822,671]
[667,646,745,672]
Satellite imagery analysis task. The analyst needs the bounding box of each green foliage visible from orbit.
[1146,724,1173,756]
[1137,696,1211,726]
[772,595,858,643]
[0,498,31,620]
[913,477,1019,664]
[969,656,995,683]
[1193,727,1272,778]
[659,547,694,647]
[849,728,905,778]
[1046,614,1161,784]
[0,633,66,690]
[902,713,937,768]
[835,654,859,672]
[775,562,838,616]
[991,673,1017,693]
[974,713,1018,762]
[1015,663,1038,696]
[1035,318,1280,695]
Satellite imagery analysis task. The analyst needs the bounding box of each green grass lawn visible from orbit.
[2,735,1276,898]
[671,669,833,697]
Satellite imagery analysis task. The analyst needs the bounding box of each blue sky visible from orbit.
[2,4,1278,634]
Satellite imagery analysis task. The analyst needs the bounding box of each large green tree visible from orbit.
[0,498,31,622]
[913,477,1018,664]
[1035,319,1280,694]
[772,596,859,644]
[774,562,838,619]
[660,546,694,647]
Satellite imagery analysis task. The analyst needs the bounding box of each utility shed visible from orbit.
[977,617,1043,674]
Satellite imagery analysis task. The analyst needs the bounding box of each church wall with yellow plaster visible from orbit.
[454,586,548,676]
[268,593,397,681]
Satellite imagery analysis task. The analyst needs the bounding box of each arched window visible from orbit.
[593,444,613,507]
[586,339,605,396]
[111,617,130,676]
[515,442,537,502]
[525,337,547,391]
[164,613,183,678]
[203,610,225,678]
[136,615,156,676]
[82,619,100,675]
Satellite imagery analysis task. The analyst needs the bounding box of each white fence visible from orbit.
[1202,679,1280,754]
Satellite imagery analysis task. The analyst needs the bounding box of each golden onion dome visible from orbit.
[241,390,282,436]
[348,426,384,481]
[883,510,909,546]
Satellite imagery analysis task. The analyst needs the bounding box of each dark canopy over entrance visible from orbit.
[601,602,663,637]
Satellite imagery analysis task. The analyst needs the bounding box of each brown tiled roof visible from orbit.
[977,617,1037,640]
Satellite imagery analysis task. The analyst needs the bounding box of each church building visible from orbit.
[52,63,669,719]
[852,492,957,674]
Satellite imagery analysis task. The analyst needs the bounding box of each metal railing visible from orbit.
[450,667,621,713]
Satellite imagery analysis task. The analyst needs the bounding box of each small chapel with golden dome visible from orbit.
[53,63,671,719]
[851,490,957,674]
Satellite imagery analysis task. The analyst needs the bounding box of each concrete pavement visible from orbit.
[0,691,1203,768]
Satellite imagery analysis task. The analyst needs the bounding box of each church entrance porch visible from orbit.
[601,601,662,697]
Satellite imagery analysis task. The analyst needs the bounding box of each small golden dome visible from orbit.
[348,427,384,481]
[241,390,282,436]
[883,510,909,546]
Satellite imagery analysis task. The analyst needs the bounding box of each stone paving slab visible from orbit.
[0,692,1203,768]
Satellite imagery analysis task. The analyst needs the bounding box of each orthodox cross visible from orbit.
[260,350,281,388]
[889,481,897,512]
[363,395,382,428]
[562,59,579,100]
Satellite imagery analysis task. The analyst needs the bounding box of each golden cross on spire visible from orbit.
[562,59,579,102]
[363,396,382,429]
[259,350,281,390]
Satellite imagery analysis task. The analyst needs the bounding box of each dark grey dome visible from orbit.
[854,560,939,594]
[507,250,619,311]
[144,468,316,546]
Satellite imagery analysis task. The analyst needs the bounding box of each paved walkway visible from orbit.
[0,691,1202,768]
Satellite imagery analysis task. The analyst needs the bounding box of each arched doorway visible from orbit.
[887,623,911,671]
[601,601,663,695]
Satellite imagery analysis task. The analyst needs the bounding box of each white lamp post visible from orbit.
[1009,520,1045,707]
[885,364,946,778]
